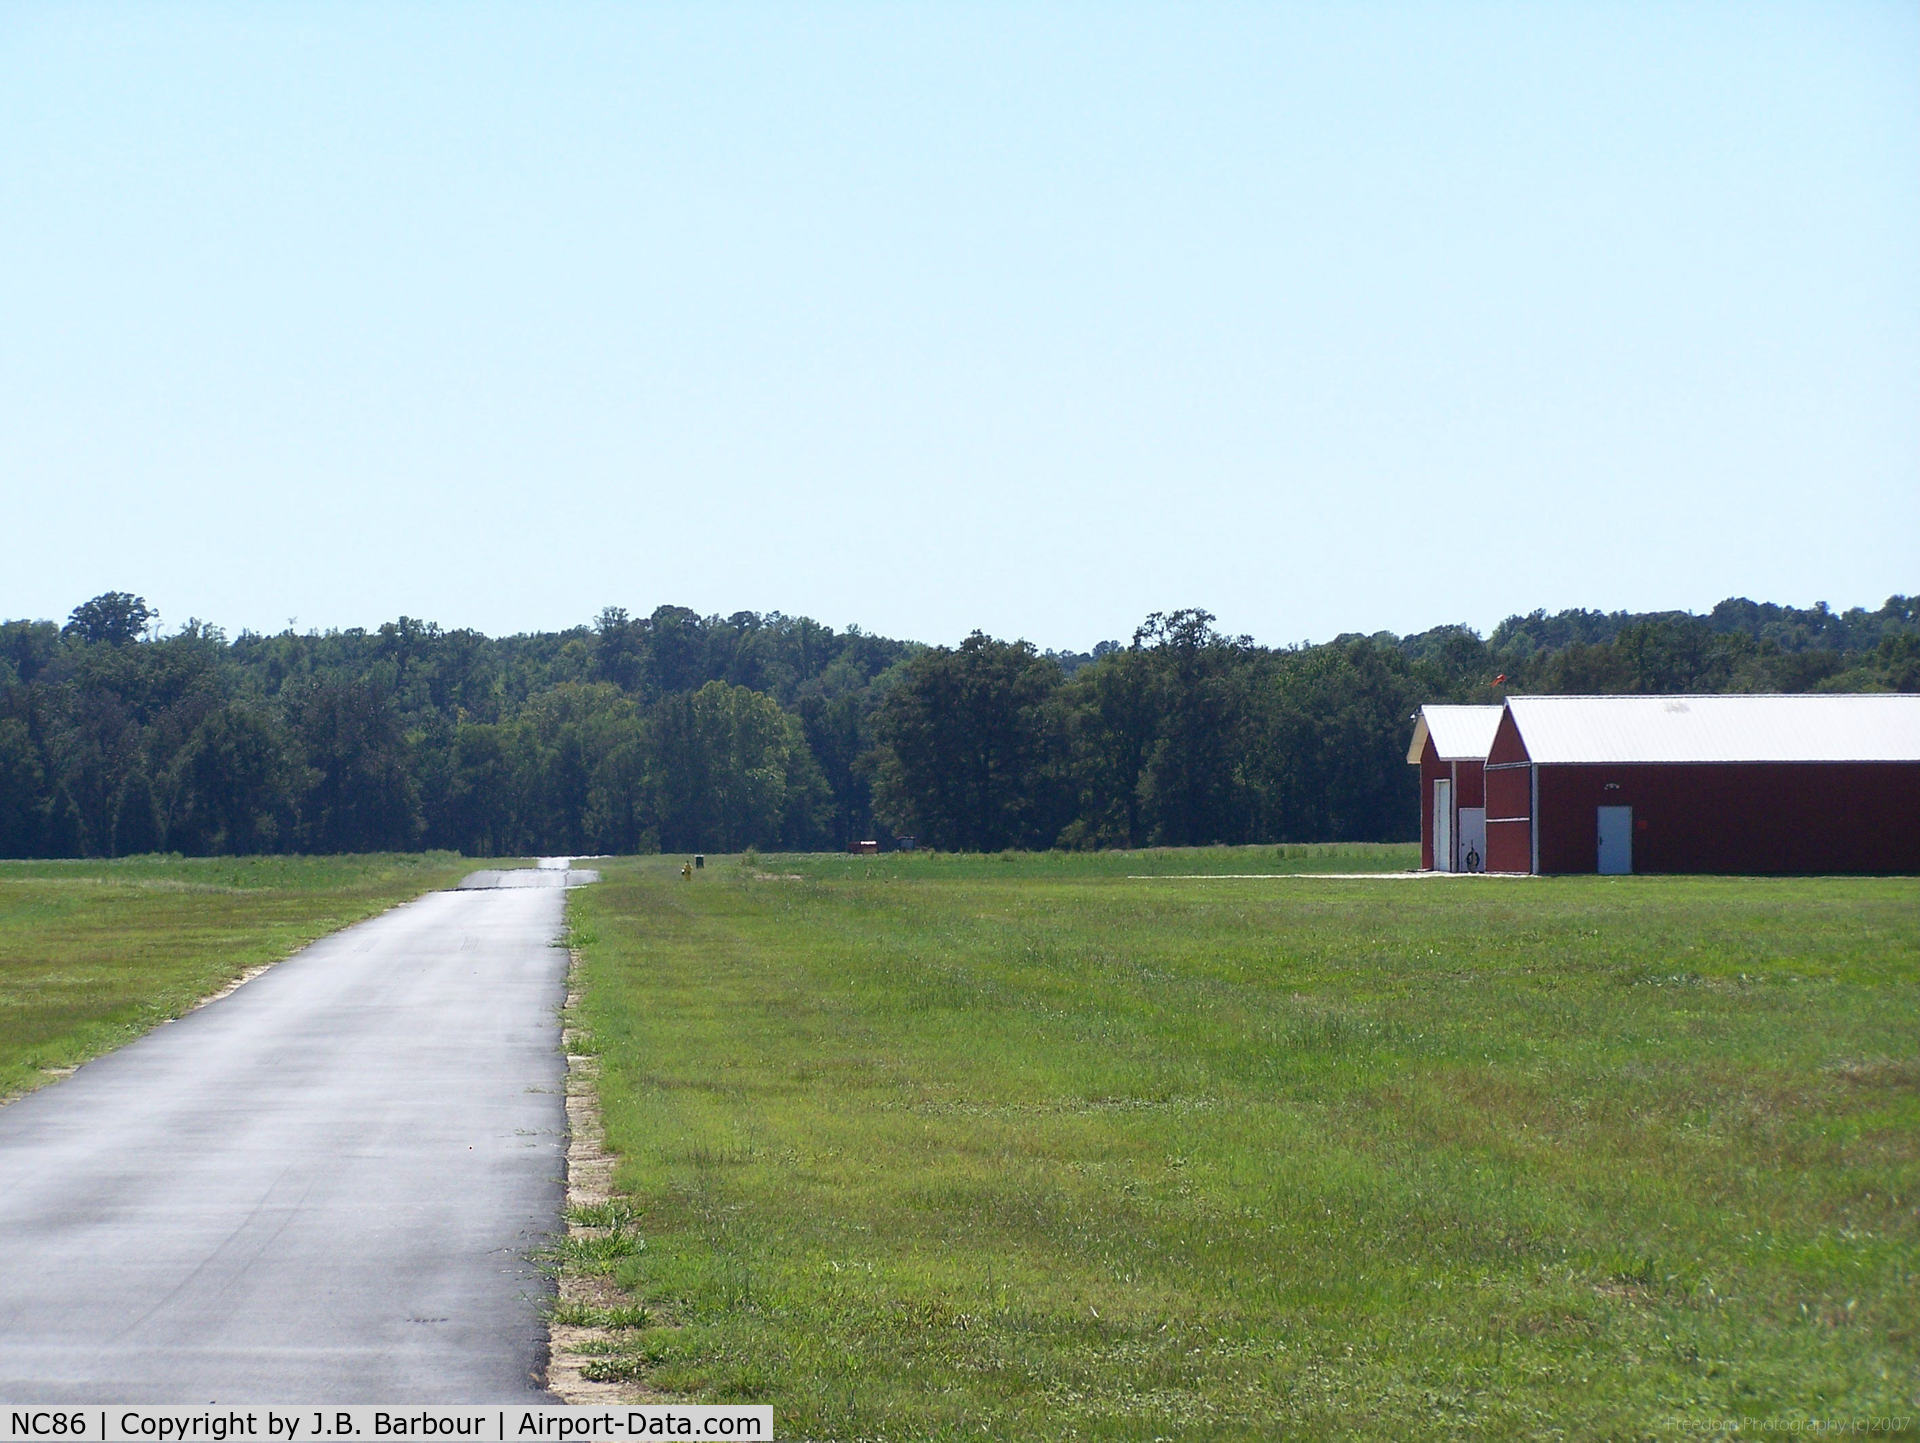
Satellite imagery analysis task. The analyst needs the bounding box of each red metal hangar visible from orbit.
[1407,705,1504,872]
[1414,694,1920,875]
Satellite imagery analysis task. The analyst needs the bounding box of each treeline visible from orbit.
[1,591,1913,859]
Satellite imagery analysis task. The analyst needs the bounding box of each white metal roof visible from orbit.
[1503,694,1920,765]
[1406,705,1505,764]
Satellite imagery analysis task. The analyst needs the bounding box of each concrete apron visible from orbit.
[0,869,583,1403]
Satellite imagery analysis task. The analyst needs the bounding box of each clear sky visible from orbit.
[3,3,1915,650]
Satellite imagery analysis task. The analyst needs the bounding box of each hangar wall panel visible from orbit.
[1534,762,1920,874]
[1483,764,1533,873]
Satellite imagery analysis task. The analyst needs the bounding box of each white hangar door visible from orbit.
[1433,779,1452,872]
[1597,806,1633,875]
[1457,808,1486,872]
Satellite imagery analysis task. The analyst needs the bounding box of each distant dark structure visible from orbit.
[1414,695,1920,875]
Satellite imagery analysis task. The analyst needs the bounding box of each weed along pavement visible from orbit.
[0,858,597,1403]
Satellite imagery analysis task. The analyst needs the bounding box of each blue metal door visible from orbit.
[1597,805,1633,875]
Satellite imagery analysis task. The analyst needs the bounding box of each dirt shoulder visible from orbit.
[545,956,670,1404]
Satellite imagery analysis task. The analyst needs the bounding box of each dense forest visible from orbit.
[1,591,1914,859]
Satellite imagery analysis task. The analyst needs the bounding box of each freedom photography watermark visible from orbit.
[1678,1419,1915,1436]
[2,1410,771,1443]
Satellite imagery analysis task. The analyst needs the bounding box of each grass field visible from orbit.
[564,847,1920,1440]
[0,852,474,1101]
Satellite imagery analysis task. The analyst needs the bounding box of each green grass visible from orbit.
[566,848,1920,1440]
[741,840,1419,881]
[0,852,475,1100]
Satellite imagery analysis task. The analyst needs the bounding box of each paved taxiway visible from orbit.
[0,862,593,1402]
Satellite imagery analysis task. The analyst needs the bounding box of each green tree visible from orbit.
[643,605,709,699]
[163,704,303,854]
[423,721,524,855]
[0,718,47,856]
[291,680,419,852]
[1134,610,1247,847]
[0,619,61,685]
[796,685,881,849]
[63,592,154,647]
[1059,643,1161,848]
[513,683,651,853]
[867,633,1067,851]
[653,681,827,852]
[1246,639,1423,842]
[592,607,645,692]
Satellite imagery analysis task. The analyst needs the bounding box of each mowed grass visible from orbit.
[567,848,1920,1440]
[746,841,1418,881]
[0,852,475,1100]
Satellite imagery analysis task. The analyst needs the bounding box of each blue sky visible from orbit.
[3,3,1914,649]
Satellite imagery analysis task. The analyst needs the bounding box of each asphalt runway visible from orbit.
[0,863,590,1402]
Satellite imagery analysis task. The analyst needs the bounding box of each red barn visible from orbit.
[1407,705,1504,871]
[1478,694,1920,875]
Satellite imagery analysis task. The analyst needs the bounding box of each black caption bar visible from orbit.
[2,1410,772,1443]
